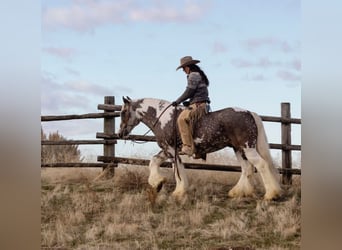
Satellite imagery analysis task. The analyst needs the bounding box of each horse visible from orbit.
[118,97,282,200]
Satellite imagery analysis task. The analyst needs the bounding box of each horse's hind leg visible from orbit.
[228,151,256,198]
[148,150,167,192]
[244,148,282,200]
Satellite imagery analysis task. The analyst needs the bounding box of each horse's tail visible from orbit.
[251,112,279,176]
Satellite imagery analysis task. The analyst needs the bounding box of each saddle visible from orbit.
[183,101,211,113]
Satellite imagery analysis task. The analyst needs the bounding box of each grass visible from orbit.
[41,166,300,250]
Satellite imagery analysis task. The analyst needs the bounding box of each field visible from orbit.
[41,165,301,250]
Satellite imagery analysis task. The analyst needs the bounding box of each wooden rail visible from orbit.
[41,96,301,184]
[42,157,301,175]
[41,112,119,121]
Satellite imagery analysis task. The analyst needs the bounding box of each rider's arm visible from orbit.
[175,87,195,104]
[174,72,200,104]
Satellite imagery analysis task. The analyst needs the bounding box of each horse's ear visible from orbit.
[126,96,131,101]
[122,96,130,104]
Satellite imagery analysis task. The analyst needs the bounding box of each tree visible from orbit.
[41,128,83,164]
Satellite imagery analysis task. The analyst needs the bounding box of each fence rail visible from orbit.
[41,96,301,185]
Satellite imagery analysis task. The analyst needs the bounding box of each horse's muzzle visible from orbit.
[118,129,128,138]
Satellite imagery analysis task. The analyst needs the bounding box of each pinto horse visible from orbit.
[118,97,282,200]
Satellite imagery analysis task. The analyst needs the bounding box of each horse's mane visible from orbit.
[136,97,171,104]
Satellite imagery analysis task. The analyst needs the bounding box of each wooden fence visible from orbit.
[41,96,301,185]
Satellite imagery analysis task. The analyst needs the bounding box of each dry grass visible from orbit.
[41,166,300,250]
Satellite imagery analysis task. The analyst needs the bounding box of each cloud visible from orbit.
[64,80,113,97]
[42,0,210,32]
[231,57,301,83]
[231,57,301,71]
[43,47,78,60]
[42,0,129,32]
[277,70,300,81]
[212,42,228,54]
[231,57,280,68]
[242,37,300,53]
[64,67,80,76]
[289,58,301,71]
[130,1,206,22]
[242,73,267,82]
[41,72,133,114]
[41,74,92,114]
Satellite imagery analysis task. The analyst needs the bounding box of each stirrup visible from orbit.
[179,146,193,156]
[193,153,207,160]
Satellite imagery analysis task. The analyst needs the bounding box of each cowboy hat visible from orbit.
[176,56,200,70]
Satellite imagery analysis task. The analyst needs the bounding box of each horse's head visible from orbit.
[118,96,141,138]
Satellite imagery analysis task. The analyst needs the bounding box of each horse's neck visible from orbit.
[140,113,159,131]
[136,98,172,132]
[138,101,179,138]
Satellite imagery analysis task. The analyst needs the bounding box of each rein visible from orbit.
[173,106,181,181]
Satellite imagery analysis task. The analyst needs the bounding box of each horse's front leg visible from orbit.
[171,153,189,199]
[148,150,168,192]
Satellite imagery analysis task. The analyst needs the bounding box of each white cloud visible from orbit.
[231,57,280,68]
[42,0,210,32]
[41,75,92,114]
[212,41,228,54]
[231,57,301,83]
[42,0,129,32]
[242,73,267,82]
[43,47,78,60]
[130,1,206,22]
[289,58,301,71]
[242,37,300,53]
[64,67,80,76]
[41,73,133,114]
[64,80,113,97]
[231,57,301,71]
[277,70,300,81]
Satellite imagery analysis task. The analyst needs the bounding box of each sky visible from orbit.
[4,1,342,248]
[41,0,301,162]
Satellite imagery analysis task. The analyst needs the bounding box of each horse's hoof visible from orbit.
[228,188,255,198]
[172,190,186,200]
[228,190,237,198]
[228,187,245,198]
[264,190,283,201]
[172,191,188,204]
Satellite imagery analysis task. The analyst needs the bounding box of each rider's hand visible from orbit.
[171,101,178,107]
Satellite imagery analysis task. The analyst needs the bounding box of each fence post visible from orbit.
[281,102,292,185]
[103,96,115,177]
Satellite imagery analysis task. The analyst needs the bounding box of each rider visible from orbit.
[172,56,211,156]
